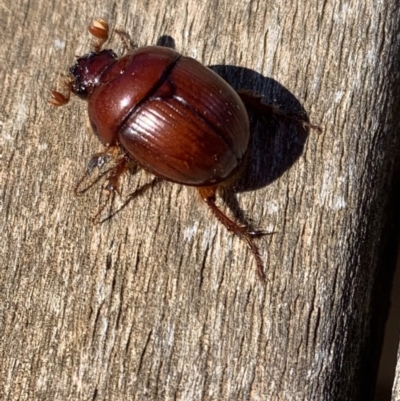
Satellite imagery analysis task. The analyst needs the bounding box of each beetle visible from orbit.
[49,19,303,281]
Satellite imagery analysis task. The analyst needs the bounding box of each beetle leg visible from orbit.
[74,150,116,196]
[103,156,129,195]
[91,156,129,224]
[198,186,266,281]
[89,18,109,53]
[237,89,321,132]
[98,176,162,224]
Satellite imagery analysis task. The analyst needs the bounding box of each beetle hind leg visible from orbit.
[198,186,267,281]
[237,89,321,132]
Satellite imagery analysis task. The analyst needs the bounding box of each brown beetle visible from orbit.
[49,19,306,280]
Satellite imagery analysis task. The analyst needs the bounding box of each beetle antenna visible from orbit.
[89,18,109,53]
[48,80,72,107]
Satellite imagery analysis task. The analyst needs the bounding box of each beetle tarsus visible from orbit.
[247,229,271,238]
[241,234,266,281]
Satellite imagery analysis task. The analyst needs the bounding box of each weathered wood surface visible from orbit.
[394,336,400,401]
[1,1,399,400]
[380,246,400,401]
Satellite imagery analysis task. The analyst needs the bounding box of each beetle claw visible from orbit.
[235,225,274,239]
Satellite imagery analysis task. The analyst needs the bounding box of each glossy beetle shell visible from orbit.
[76,46,250,186]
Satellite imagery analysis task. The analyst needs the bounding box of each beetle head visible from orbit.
[70,49,117,98]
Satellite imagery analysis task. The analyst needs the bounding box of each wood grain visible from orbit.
[1,1,399,400]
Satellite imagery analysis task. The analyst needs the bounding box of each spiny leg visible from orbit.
[74,148,118,195]
[72,147,132,223]
[237,89,322,132]
[91,156,129,224]
[98,176,162,224]
[198,186,266,281]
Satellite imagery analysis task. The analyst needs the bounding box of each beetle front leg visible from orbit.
[91,156,130,224]
[74,149,116,195]
[198,186,266,281]
[98,175,162,223]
